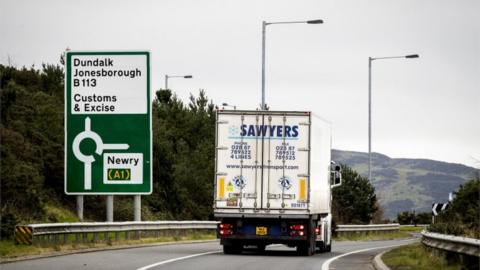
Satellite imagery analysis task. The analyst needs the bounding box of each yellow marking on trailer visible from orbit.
[299,178,306,200]
[218,177,225,199]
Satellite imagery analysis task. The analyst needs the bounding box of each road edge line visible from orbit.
[136,250,222,270]
[321,239,415,270]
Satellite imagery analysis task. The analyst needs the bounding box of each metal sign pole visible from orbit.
[76,195,84,221]
[134,195,141,221]
[106,195,114,222]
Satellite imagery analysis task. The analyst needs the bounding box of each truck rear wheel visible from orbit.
[316,241,324,253]
[296,244,314,256]
[223,244,243,254]
[297,239,315,256]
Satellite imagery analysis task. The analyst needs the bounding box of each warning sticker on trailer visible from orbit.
[227,198,238,206]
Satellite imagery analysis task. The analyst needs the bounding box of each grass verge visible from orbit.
[382,243,463,270]
[399,226,426,233]
[333,230,412,241]
[0,232,216,260]
[333,225,425,241]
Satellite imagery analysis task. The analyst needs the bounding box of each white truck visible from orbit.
[214,110,341,256]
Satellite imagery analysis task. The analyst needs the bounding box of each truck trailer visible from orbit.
[214,110,341,256]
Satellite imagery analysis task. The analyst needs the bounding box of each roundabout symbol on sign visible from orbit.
[72,117,129,190]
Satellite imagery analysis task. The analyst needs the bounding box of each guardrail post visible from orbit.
[42,235,48,246]
[115,232,119,241]
[93,232,98,243]
[75,233,81,244]
[63,233,68,245]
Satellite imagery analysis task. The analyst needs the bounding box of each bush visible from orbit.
[0,209,19,240]
[428,177,479,238]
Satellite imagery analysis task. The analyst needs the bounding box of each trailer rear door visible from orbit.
[214,111,310,212]
[215,112,262,210]
[261,113,310,211]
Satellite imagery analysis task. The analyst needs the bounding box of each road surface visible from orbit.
[2,238,417,270]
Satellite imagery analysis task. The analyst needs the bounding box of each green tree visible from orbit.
[1,64,66,238]
[397,211,415,225]
[147,89,216,220]
[430,175,480,238]
[332,164,378,224]
[415,212,431,224]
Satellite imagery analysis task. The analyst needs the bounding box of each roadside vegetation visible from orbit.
[382,177,479,270]
[382,243,464,270]
[428,176,479,239]
[333,225,423,241]
[330,164,413,241]
[334,230,409,241]
[396,211,431,225]
[331,164,379,225]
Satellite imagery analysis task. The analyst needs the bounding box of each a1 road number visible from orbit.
[107,168,131,181]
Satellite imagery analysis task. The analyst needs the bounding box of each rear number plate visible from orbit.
[256,226,268,235]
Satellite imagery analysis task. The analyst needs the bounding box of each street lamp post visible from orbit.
[165,74,193,89]
[261,19,323,110]
[368,54,419,181]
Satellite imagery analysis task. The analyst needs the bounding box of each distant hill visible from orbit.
[332,149,479,219]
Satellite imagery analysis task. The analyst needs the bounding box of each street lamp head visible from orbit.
[307,19,323,24]
[405,54,419,59]
[184,75,193,78]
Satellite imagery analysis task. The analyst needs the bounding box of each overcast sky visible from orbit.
[1,0,479,168]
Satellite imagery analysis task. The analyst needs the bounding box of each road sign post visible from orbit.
[65,51,152,195]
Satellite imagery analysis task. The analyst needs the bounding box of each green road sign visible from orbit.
[65,51,151,194]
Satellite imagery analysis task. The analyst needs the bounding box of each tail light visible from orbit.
[289,224,305,237]
[315,227,321,235]
[219,223,233,229]
[290,224,304,231]
[218,223,234,236]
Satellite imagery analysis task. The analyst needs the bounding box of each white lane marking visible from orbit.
[321,240,416,270]
[137,250,221,270]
